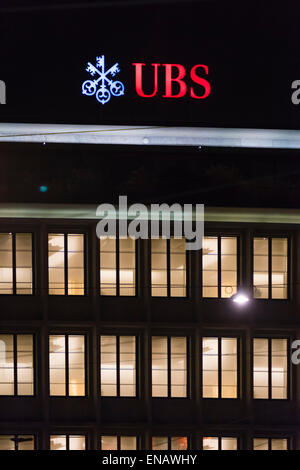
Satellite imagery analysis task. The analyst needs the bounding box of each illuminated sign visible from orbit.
[82,55,125,105]
[81,55,211,105]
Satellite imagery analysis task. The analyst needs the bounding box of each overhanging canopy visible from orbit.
[1,123,300,149]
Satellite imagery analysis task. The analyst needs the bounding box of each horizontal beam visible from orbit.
[1,203,300,224]
[1,123,300,148]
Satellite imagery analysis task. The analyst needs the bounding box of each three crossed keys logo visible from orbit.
[82,55,125,105]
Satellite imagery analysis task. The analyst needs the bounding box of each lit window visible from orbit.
[253,438,288,450]
[152,336,187,397]
[151,238,186,297]
[0,233,33,294]
[253,338,288,399]
[202,337,238,398]
[100,237,136,296]
[253,237,288,299]
[100,335,136,397]
[49,335,86,396]
[50,435,86,450]
[0,334,34,396]
[202,236,238,298]
[202,437,238,450]
[48,234,85,295]
[100,436,137,450]
[152,437,188,450]
[0,435,34,450]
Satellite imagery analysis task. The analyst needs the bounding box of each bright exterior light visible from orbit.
[232,293,250,305]
[39,185,48,193]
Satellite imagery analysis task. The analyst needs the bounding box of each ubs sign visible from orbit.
[82,54,211,105]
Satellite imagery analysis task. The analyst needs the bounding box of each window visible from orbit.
[49,335,86,396]
[48,233,85,295]
[100,436,137,450]
[151,238,186,297]
[152,336,188,397]
[0,435,35,450]
[202,236,238,298]
[100,335,136,397]
[253,237,288,299]
[202,337,238,398]
[0,334,34,396]
[253,438,288,450]
[253,338,288,399]
[100,237,136,296]
[152,437,188,450]
[202,437,238,450]
[0,233,33,294]
[50,435,86,450]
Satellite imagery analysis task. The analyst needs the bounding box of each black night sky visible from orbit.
[1,0,300,208]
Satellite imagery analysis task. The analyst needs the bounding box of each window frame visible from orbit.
[47,231,87,296]
[0,231,35,296]
[99,434,139,450]
[48,333,88,397]
[99,334,139,398]
[251,335,290,401]
[98,235,138,297]
[150,237,189,298]
[201,435,240,450]
[252,234,290,300]
[201,334,241,399]
[0,332,36,397]
[0,434,36,450]
[49,433,87,450]
[252,436,291,450]
[151,435,190,450]
[151,335,190,399]
[201,233,240,299]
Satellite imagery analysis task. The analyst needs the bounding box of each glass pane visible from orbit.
[16,234,33,294]
[202,237,218,298]
[48,234,65,295]
[0,435,14,450]
[271,339,287,399]
[202,337,218,398]
[101,436,117,450]
[101,336,116,396]
[100,237,116,296]
[253,338,269,399]
[203,437,219,450]
[50,435,66,450]
[253,438,269,450]
[171,437,188,450]
[68,335,85,396]
[120,336,136,397]
[272,238,288,299]
[0,335,14,395]
[17,335,34,396]
[120,238,135,296]
[171,337,187,397]
[49,335,66,396]
[152,337,168,397]
[253,238,268,298]
[221,338,237,398]
[170,238,186,297]
[271,439,287,450]
[221,437,237,450]
[120,436,137,450]
[221,237,237,298]
[17,435,34,450]
[68,234,84,295]
[152,437,168,450]
[69,435,86,450]
[151,239,167,297]
[0,233,13,294]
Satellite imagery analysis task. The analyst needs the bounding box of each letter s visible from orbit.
[190,65,211,99]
